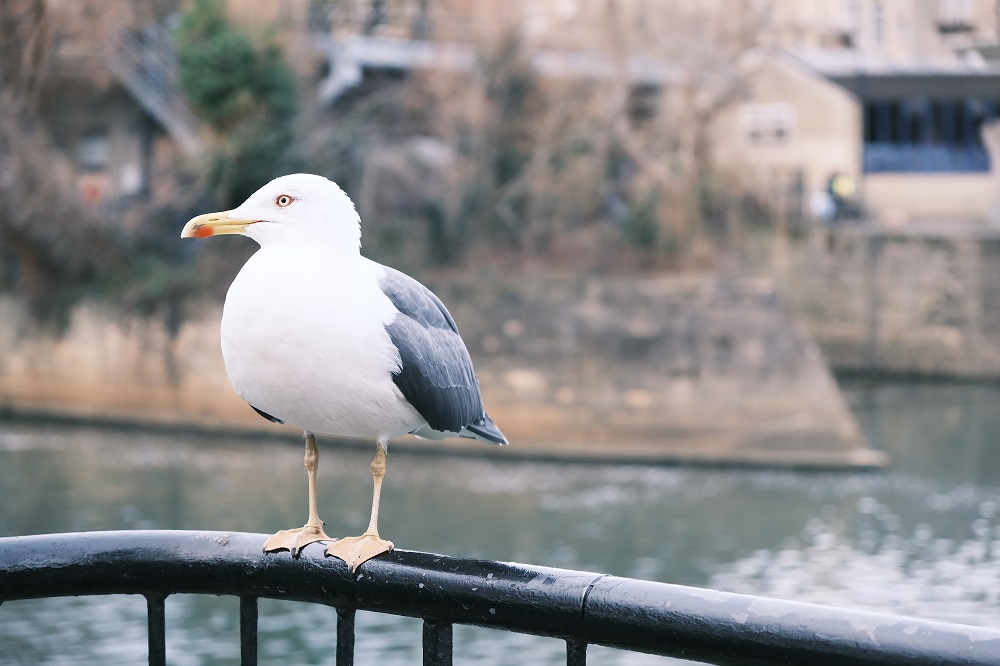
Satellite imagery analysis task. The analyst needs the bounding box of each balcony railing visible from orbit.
[2,530,1000,665]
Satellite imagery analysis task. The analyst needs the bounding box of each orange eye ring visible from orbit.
[275,194,294,208]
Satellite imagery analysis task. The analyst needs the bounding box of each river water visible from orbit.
[1,379,1000,664]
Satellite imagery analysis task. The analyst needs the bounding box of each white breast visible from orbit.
[220,247,425,439]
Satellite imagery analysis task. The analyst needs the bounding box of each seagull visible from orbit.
[180,173,507,572]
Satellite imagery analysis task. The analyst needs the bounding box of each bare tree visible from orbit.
[0,0,126,321]
[348,0,768,270]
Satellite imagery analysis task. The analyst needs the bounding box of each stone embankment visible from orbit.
[0,274,879,469]
[775,223,1000,378]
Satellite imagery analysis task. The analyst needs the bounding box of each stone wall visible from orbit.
[0,276,878,468]
[432,276,874,466]
[775,225,1000,378]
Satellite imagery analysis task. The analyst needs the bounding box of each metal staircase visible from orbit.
[107,22,203,156]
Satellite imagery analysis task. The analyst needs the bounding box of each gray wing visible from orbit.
[380,267,489,436]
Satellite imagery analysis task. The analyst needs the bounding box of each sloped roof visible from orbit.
[786,47,1000,99]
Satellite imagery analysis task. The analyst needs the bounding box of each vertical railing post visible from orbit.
[336,607,356,666]
[566,639,588,665]
[145,592,167,666]
[240,596,258,666]
[422,619,453,666]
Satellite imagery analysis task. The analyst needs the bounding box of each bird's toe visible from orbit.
[325,534,394,573]
[263,524,334,557]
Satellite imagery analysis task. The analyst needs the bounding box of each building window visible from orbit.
[832,0,859,46]
[862,97,997,172]
[628,84,660,127]
[739,103,795,147]
[77,132,109,172]
[119,162,143,197]
[872,0,884,46]
[937,0,975,32]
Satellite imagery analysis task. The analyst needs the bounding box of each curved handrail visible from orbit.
[1,530,999,665]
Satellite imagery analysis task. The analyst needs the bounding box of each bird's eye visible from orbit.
[275,194,294,208]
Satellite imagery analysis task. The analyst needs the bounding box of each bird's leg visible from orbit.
[263,432,335,557]
[325,440,394,573]
[304,432,324,529]
[365,443,388,535]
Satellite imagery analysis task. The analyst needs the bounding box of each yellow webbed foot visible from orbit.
[324,533,394,573]
[263,524,334,558]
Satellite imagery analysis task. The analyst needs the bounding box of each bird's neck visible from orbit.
[256,237,361,257]
[246,221,360,253]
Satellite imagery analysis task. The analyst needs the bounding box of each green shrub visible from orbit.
[176,0,300,206]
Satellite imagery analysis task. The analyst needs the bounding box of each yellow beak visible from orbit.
[180,210,257,238]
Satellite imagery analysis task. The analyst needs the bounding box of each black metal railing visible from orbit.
[2,531,1000,665]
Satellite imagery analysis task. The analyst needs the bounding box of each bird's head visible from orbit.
[181,174,361,251]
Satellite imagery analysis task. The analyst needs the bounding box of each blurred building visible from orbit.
[726,0,1000,223]
[39,0,197,212]
[35,0,1000,224]
[311,0,1000,224]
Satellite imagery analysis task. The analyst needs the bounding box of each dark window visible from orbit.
[887,100,900,143]
[862,96,997,173]
[864,103,876,142]
[77,132,109,171]
[931,101,944,143]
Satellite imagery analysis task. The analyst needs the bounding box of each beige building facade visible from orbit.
[40,0,1000,224]
[748,0,1000,223]
[314,0,1000,223]
[710,51,863,219]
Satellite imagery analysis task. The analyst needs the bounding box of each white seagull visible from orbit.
[181,173,507,572]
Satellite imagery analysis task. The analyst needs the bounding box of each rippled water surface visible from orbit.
[2,380,1000,664]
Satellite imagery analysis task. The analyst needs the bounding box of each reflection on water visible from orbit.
[2,380,1000,664]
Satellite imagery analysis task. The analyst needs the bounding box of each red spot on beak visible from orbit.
[193,226,214,238]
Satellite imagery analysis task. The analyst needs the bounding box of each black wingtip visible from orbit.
[466,414,508,445]
[251,405,285,424]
